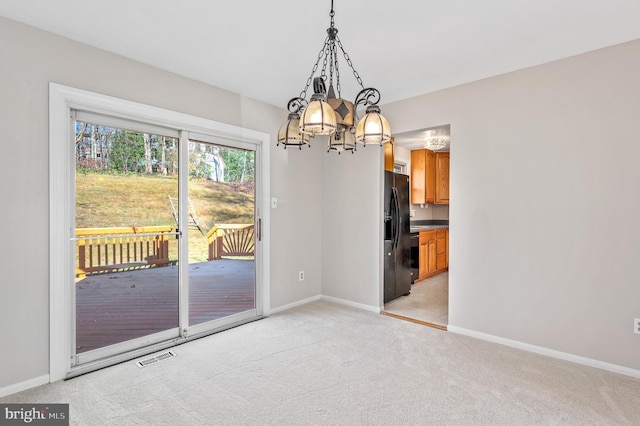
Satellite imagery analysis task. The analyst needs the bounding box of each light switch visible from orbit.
[271,197,278,208]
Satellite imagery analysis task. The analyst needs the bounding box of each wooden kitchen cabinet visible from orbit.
[384,137,394,172]
[436,229,447,271]
[428,239,437,274]
[418,231,429,279]
[411,149,448,204]
[417,228,448,281]
[410,149,434,204]
[434,152,450,204]
[445,228,449,268]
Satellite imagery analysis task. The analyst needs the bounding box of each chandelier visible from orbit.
[277,0,391,153]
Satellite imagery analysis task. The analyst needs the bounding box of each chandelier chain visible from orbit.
[329,0,335,26]
[328,43,335,90]
[335,36,364,90]
[321,43,330,79]
[333,43,342,98]
[299,37,329,100]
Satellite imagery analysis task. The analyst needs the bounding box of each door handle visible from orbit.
[392,187,400,250]
[257,218,262,242]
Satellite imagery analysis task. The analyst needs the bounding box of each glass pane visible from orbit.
[74,120,180,354]
[187,141,256,326]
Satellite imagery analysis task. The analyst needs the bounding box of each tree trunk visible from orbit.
[144,133,152,174]
[160,137,167,175]
[90,125,98,166]
[240,151,247,182]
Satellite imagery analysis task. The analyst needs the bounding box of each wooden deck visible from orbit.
[76,259,255,353]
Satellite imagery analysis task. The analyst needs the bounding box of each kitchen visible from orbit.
[382,124,450,329]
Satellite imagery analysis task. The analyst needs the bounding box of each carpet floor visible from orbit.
[2,300,639,425]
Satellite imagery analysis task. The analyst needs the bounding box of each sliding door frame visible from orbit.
[49,83,271,381]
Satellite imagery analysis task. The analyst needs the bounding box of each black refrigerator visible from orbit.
[383,171,412,303]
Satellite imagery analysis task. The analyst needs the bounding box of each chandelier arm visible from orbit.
[335,36,365,90]
[287,97,308,114]
[299,36,331,100]
[354,88,381,108]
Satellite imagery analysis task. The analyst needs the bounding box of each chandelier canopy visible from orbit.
[277,0,391,153]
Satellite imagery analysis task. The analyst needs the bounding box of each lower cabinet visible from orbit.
[445,228,449,268]
[436,229,447,271]
[418,232,429,279]
[428,237,437,274]
[417,228,448,281]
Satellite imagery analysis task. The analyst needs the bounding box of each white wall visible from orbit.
[384,39,640,371]
[0,17,322,391]
[393,144,411,173]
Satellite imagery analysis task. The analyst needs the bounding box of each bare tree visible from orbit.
[144,133,152,173]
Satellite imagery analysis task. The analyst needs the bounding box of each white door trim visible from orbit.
[49,83,271,382]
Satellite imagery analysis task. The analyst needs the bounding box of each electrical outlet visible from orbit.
[298,271,304,281]
[634,318,640,335]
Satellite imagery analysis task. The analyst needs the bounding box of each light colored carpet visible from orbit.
[2,300,640,425]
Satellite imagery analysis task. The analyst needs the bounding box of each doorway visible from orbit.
[381,125,450,330]
[49,84,270,380]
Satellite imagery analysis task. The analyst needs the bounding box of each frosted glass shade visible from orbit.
[329,129,356,153]
[299,99,337,136]
[277,113,310,148]
[355,107,391,145]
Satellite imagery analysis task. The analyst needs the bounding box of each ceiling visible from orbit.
[2,0,640,148]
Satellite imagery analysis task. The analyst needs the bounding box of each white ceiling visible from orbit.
[2,0,640,147]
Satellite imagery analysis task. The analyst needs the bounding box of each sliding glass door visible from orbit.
[70,112,260,369]
[186,139,256,328]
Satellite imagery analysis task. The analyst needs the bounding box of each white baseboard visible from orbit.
[270,295,380,315]
[0,374,50,398]
[270,295,322,314]
[320,295,381,313]
[447,325,640,380]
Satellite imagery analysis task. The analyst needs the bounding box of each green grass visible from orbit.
[75,172,254,262]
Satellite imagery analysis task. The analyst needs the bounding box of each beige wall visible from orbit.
[320,143,383,310]
[0,16,323,391]
[384,38,640,371]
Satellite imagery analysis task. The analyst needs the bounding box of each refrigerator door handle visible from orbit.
[392,187,400,250]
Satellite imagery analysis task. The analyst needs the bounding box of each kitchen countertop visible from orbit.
[410,225,448,233]
[410,220,448,233]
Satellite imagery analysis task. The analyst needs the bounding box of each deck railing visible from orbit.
[207,224,255,260]
[75,226,176,277]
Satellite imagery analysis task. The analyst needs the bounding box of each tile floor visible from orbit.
[383,272,448,327]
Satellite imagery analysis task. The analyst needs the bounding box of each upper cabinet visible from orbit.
[384,137,394,172]
[434,152,450,204]
[410,149,434,204]
[410,149,449,204]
